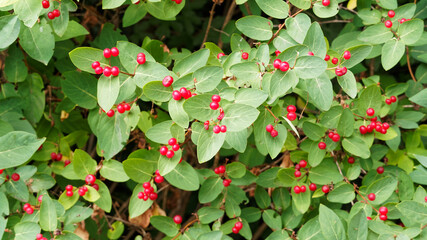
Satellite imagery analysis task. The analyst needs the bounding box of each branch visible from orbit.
[406,46,417,82]
[201,2,217,49]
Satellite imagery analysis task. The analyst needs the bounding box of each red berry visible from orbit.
[51,152,57,160]
[318,142,326,149]
[38,195,43,203]
[143,182,151,189]
[103,67,112,77]
[111,47,119,57]
[92,61,100,69]
[235,221,243,230]
[343,51,351,60]
[138,192,144,199]
[331,58,338,65]
[111,66,119,76]
[385,99,392,105]
[308,51,314,56]
[270,129,278,137]
[154,175,164,183]
[212,95,221,103]
[23,203,31,210]
[26,208,34,214]
[213,125,221,134]
[242,52,249,60]
[65,185,73,191]
[166,150,175,158]
[223,179,231,187]
[95,67,103,74]
[366,108,375,116]
[399,18,406,23]
[149,192,158,200]
[47,12,55,19]
[168,138,177,146]
[328,132,334,139]
[371,117,377,122]
[322,185,329,193]
[185,89,192,99]
[162,76,174,87]
[299,160,307,168]
[11,173,20,181]
[383,123,390,130]
[368,193,376,201]
[107,109,115,117]
[309,183,317,191]
[390,96,397,102]
[322,0,330,6]
[324,55,330,61]
[82,186,88,192]
[103,48,111,58]
[56,153,63,161]
[379,214,388,221]
[377,166,385,174]
[280,61,290,71]
[53,9,60,17]
[294,171,301,177]
[384,20,392,28]
[217,53,225,59]
[137,56,146,64]
[173,215,183,224]
[232,227,239,234]
[275,50,281,56]
[218,165,226,173]
[294,186,301,194]
[295,164,301,170]
[66,191,73,197]
[287,105,296,112]
[124,103,131,111]
[85,174,96,185]
[424,196,427,202]
[42,0,49,8]
[92,184,99,191]
[217,112,224,120]
[0,169,3,174]
[172,90,182,101]
[348,157,355,164]
[379,206,388,214]
[117,104,125,113]
[214,168,220,174]
[335,68,343,76]
[287,112,297,121]
[175,0,182,4]
[172,144,180,151]
[78,188,86,196]
[300,185,306,192]
[210,102,219,110]
[331,134,340,142]
[367,125,373,133]
[273,59,282,69]
[36,233,43,240]
[266,124,274,132]
[220,125,227,133]
[388,10,395,18]
[367,216,372,220]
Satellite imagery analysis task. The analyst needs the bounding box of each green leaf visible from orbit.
[58,189,79,210]
[129,184,154,218]
[226,162,246,178]
[123,158,157,183]
[69,47,109,73]
[107,221,125,240]
[348,209,368,240]
[183,94,217,122]
[62,71,98,109]
[298,217,322,240]
[342,135,371,159]
[199,176,224,203]
[307,140,326,167]
[221,104,260,132]
[337,70,357,98]
[230,33,251,53]
[19,21,54,65]
[5,179,29,202]
[82,185,101,202]
[73,149,97,179]
[303,122,326,141]
[397,19,424,45]
[304,73,333,111]
[313,0,339,18]
[235,16,273,41]
[123,3,147,27]
[0,131,44,169]
[97,75,120,112]
[198,207,224,224]
[143,81,172,102]
[197,127,226,163]
[262,209,282,231]
[102,0,126,9]
[194,66,223,93]
[277,168,297,187]
[225,129,248,153]
[40,195,58,231]
[356,85,382,116]
[327,183,355,203]
[319,204,346,240]
[100,159,130,182]
[0,15,20,49]
[145,0,185,20]
[273,30,298,51]
[4,45,27,83]
[164,161,200,191]
[337,108,355,137]
[285,13,311,43]
[230,62,260,85]
[341,45,373,68]
[309,159,343,184]
[358,24,393,44]
[235,88,268,108]
[93,181,112,213]
[133,61,170,88]
[14,222,40,240]
[173,49,210,77]
[255,0,289,19]
[409,88,427,108]
[117,41,155,73]
[357,9,382,25]
[52,0,75,37]
[294,56,328,79]
[55,20,89,41]
[269,70,298,101]
[13,0,42,27]
[381,39,405,70]
[396,200,427,225]
[292,184,311,214]
[289,0,311,10]
[366,176,398,205]
[18,73,45,124]
[158,149,182,176]
[303,22,327,58]
[168,99,189,128]
[255,185,271,209]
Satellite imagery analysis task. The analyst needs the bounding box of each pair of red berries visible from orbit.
[210,95,221,110]
[378,206,389,221]
[359,118,390,135]
[223,179,232,187]
[265,124,278,138]
[172,87,194,101]
[154,170,164,184]
[23,203,34,214]
[286,105,297,121]
[36,233,48,240]
[50,152,63,161]
[171,0,182,3]
[232,221,243,234]
[294,160,307,177]
[65,185,74,197]
[385,96,397,105]
[138,182,158,201]
[273,59,290,72]
[160,138,180,158]
[328,132,341,142]
[293,185,307,194]
[78,186,89,196]
[212,124,227,134]
[214,165,226,175]
[322,0,330,6]
[42,0,49,8]
[104,47,119,58]
[162,76,174,87]
[318,142,326,149]
[325,55,339,65]
[47,9,60,20]
[137,53,146,64]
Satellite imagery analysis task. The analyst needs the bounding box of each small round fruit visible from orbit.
[85,174,96,185]
[213,125,221,134]
[308,51,314,56]
[309,183,317,191]
[166,150,175,158]
[275,50,281,56]
[287,112,297,121]
[172,91,182,100]
[168,138,177,146]
[379,214,387,221]
[56,153,63,161]
[287,105,296,112]
[149,192,158,200]
[377,166,385,174]
[223,179,231,187]
[214,168,220,174]
[92,61,100,69]
[300,185,306,192]
[295,164,301,170]
[235,221,243,230]
[379,206,388,215]
[78,188,86,196]
[348,157,355,164]
[367,216,372,220]
[47,12,55,19]
[143,182,151,189]
[103,48,111,58]
[138,192,144,199]
[66,191,73,197]
[92,184,99,191]
[173,215,183,224]
[65,185,73,191]
[111,47,119,57]
[232,227,239,234]
[328,132,334,139]
[23,203,31,210]
[383,123,390,130]
[343,50,351,60]
[273,59,282,69]
[217,53,225,59]
[137,56,146,64]
[368,193,376,201]
[95,67,103,74]
[212,95,221,103]
[172,144,180,151]
[331,134,340,142]
[366,108,375,116]
[388,10,395,18]
[322,185,330,193]
[154,175,164,183]
[107,109,115,117]
[335,68,343,76]
[0,169,3,174]
[111,66,119,76]
[324,54,330,61]
[53,9,60,17]
[294,186,301,194]
[322,0,330,6]
[103,67,112,77]
[318,142,326,150]
[399,18,406,23]
[242,52,249,60]
[270,129,278,138]
[42,0,50,8]
[220,125,227,133]
[11,173,20,181]
[162,76,173,87]
[299,160,307,168]
[36,233,43,240]
[294,171,301,177]
[331,57,338,64]
[210,102,219,110]
[38,195,43,203]
[385,99,392,105]
[218,165,226,173]
[266,124,274,132]
[51,152,57,160]
[390,96,397,102]
[124,103,131,111]
[384,20,392,28]
[117,104,125,114]
[26,208,34,214]
[280,61,290,71]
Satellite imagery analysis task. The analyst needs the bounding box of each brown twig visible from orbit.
[406,46,417,82]
[218,0,236,48]
[299,92,309,120]
[201,2,217,49]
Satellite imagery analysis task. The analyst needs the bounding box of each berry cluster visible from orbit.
[47,9,60,20]
[293,185,307,194]
[204,95,227,134]
[173,215,183,224]
[213,165,232,187]
[242,52,249,60]
[232,221,243,234]
[78,186,89,196]
[105,101,131,118]
[171,0,182,4]
[378,206,389,221]
[86,174,99,189]
[138,182,158,201]
[294,160,307,178]
[91,47,120,76]
[65,185,74,196]
[137,52,146,64]
[384,10,410,28]
[36,234,48,240]
[50,152,63,161]
[273,59,289,72]
[265,124,278,138]
[154,170,164,184]
[172,87,195,100]
[286,105,297,121]
[327,131,341,142]
[160,138,180,158]
[23,203,34,214]
[359,110,391,135]
[385,95,397,105]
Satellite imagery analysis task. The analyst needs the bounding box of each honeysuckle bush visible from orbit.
[1,0,427,239]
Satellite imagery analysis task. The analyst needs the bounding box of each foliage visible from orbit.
[0,0,427,239]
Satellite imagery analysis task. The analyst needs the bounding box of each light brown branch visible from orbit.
[406,46,417,82]
[201,2,217,49]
